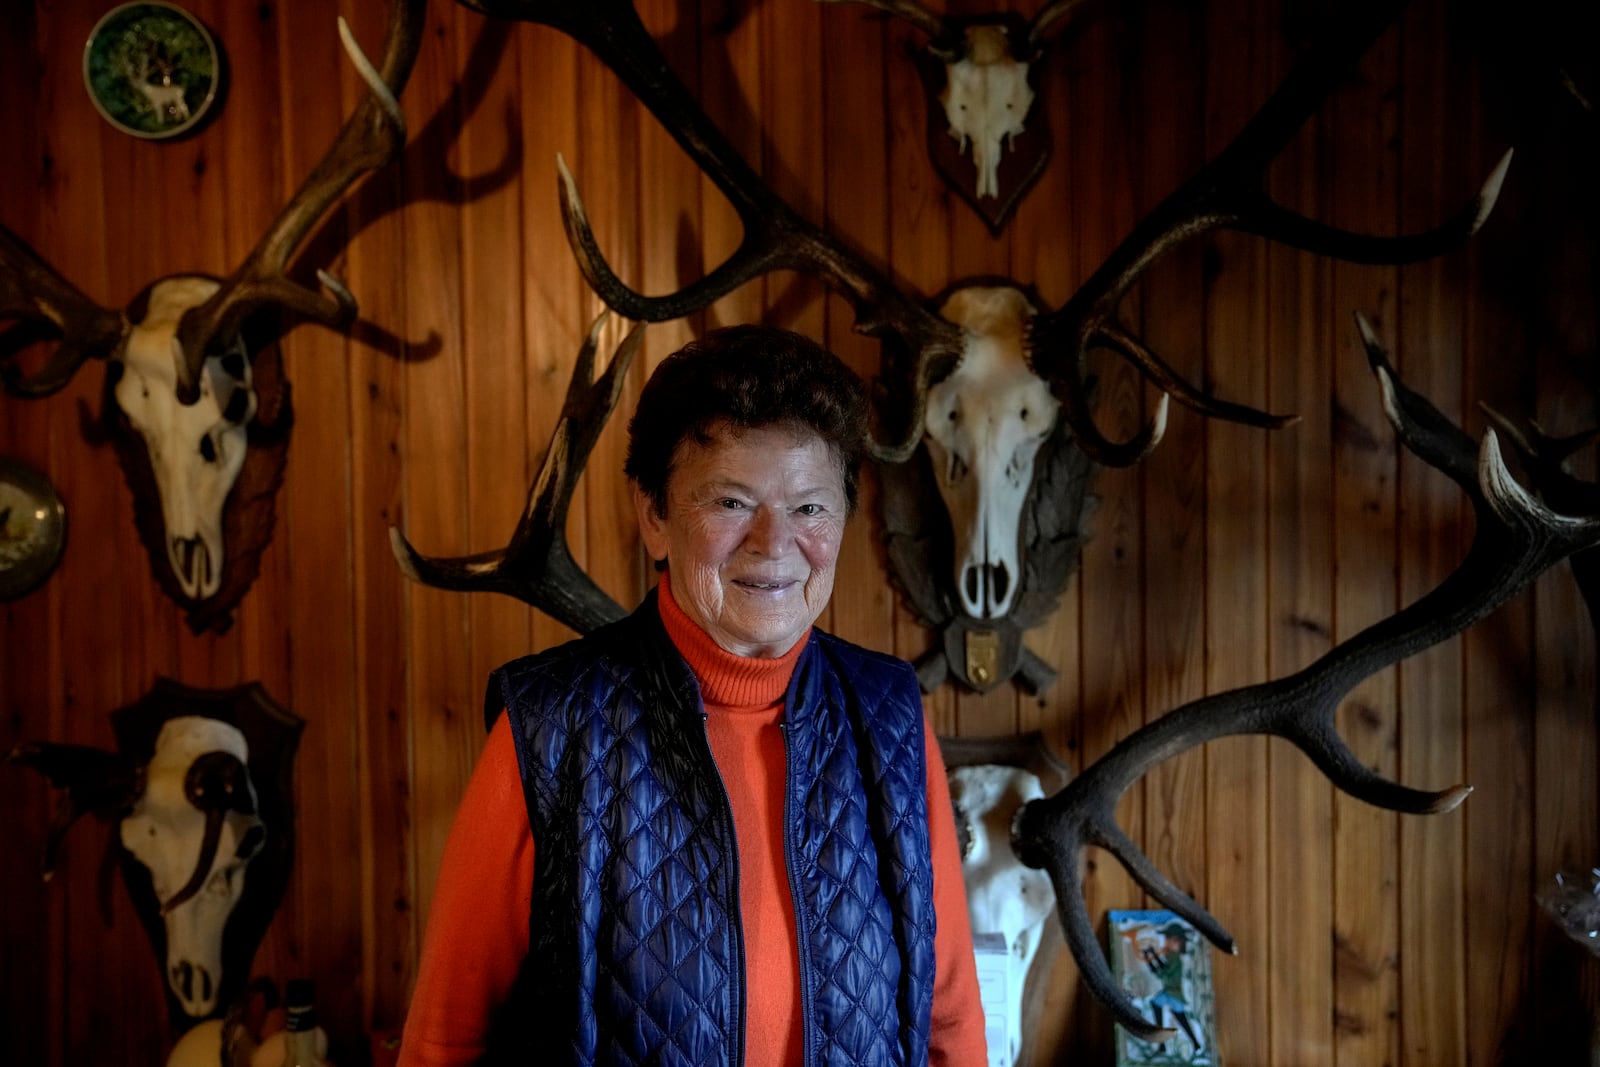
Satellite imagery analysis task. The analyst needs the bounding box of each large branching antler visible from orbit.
[170,0,426,403]
[389,313,643,634]
[459,0,1506,471]
[0,226,127,397]
[456,0,962,463]
[1010,315,1600,1041]
[1027,1,1511,465]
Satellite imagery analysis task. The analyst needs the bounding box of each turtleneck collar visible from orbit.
[656,571,808,710]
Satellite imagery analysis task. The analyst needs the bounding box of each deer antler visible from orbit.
[0,226,127,397]
[389,313,644,635]
[1010,314,1600,1041]
[1027,2,1512,465]
[458,0,962,463]
[460,0,1507,471]
[171,0,426,403]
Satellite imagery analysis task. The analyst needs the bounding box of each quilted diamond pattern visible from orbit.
[489,598,936,1066]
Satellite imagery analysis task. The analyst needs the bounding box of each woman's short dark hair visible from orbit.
[625,325,869,516]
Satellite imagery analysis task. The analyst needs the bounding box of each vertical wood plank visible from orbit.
[1201,0,1273,1057]
[819,0,895,654]
[1461,27,1537,1061]
[1067,7,1143,1057]
[1262,7,1337,1064]
[1135,2,1211,1053]
[1395,0,1470,1060]
[273,1,365,1054]
[1329,15,1402,1065]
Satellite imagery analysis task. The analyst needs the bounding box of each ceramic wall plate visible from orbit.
[0,457,67,601]
[84,2,220,139]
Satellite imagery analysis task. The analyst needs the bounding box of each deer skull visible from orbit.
[924,285,1059,619]
[119,715,264,1018]
[111,277,257,602]
[950,762,1055,1067]
[940,24,1034,200]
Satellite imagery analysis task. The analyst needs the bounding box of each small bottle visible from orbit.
[278,980,329,1067]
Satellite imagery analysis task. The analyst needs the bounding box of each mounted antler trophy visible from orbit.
[819,0,1099,233]
[0,0,423,633]
[381,0,1591,1042]
[431,0,1506,700]
[4,679,304,1033]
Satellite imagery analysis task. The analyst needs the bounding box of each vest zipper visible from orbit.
[779,721,816,1067]
[703,712,747,1067]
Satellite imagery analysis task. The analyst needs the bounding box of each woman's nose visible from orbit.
[744,507,789,554]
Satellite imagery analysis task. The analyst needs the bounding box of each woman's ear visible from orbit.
[632,484,670,562]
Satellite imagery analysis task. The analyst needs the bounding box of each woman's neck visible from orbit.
[657,573,806,709]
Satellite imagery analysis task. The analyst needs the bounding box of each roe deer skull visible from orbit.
[941,25,1034,200]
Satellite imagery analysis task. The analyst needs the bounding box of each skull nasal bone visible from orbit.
[963,561,1010,617]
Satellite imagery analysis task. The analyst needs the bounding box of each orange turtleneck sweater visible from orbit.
[399,578,987,1066]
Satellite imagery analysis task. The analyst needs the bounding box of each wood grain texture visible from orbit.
[0,2,1596,1063]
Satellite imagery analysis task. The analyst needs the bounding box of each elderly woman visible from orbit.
[399,326,986,1066]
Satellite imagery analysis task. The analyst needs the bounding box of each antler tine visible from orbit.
[1028,0,1098,51]
[172,0,426,403]
[813,0,948,43]
[1013,315,1600,1037]
[466,0,961,463]
[0,225,126,397]
[1029,1,1510,467]
[390,313,643,635]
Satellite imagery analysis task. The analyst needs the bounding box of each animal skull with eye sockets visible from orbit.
[924,285,1060,621]
[940,24,1034,202]
[119,716,265,1018]
[4,680,303,1030]
[0,0,424,632]
[111,278,258,603]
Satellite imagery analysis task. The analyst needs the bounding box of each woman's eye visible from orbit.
[718,498,745,510]
[796,503,823,517]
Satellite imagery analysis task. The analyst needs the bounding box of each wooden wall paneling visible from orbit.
[1066,6,1145,1056]
[52,0,165,1057]
[1329,18,1403,1064]
[699,0,765,333]
[882,10,954,736]
[1262,10,1337,1066]
[1004,4,1086,1058]
[634,0,704,610]
[1525,47,1600,1053]
[573,18,645,613]
[1461,41,1538,1062]
[344,0,419,1029]
[0,6,62,1063]
[819,2,895,652]
[402,0,475,931]
[458,11,532,766]
[1133,0,1212,1048]
[1200,0,1274,1057]
[760,0,826,348]
[519,20,589,655]
[1394,0,1470,1059]
[274,1,366,1051]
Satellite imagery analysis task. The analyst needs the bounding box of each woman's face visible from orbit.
[634,421,848,658]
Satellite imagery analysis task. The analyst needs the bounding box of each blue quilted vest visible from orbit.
[483,591,936,1066]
